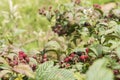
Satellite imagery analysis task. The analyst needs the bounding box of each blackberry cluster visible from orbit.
[6,51,37,71]
[60,48,89,68]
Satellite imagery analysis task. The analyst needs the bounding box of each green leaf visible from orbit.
[74,72,85,80]
[14,28,26,36]
[95,44,103,55]
[45,41,61,52]
[86,58,114,80]
[105,28,114,35]
[108,40,120,49]
[112,63,120,70]
[90,44,103,56]
[36,61,75,80]
[101,36,105,44]
[115,25,120,36]
[73,63,83,71]
[89,48,98,56]
[0,64,11,70]
[29,57,38,65]
[116,46,120,59]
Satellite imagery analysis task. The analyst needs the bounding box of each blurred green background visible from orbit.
[0,0,119,51]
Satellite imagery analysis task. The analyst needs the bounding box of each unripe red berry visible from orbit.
[33,55,37,59]
[80,55,85,60]
[93,4,101,9]
[68,56,73,60]
[80,55,88,61]
[25,57,30,63]
[113,70,119,75]
[19,51,24,55]
[64,57,70,62]
[84,55,88,59]
[13,60,18,65]
[108,14,114,18]
[65,63,70,68]
[43,54,47,58]
[19,56,24,60]
[85,48,89,54]
[32,64,36,71]
[43,58,48,62]
[18,51,27,60]
[23,54,27,58]
[70,53,75,57]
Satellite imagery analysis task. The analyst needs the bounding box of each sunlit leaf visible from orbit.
[45,41,61,52]
[36,61,75,80]
[86,58,114,80]
[0,57,8,65]
[0,70,11,78]
[13,64,35,78]
[90,44,103,56]
[74,72,85,80]
[116,46,120,59]
[7,53,17,60]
